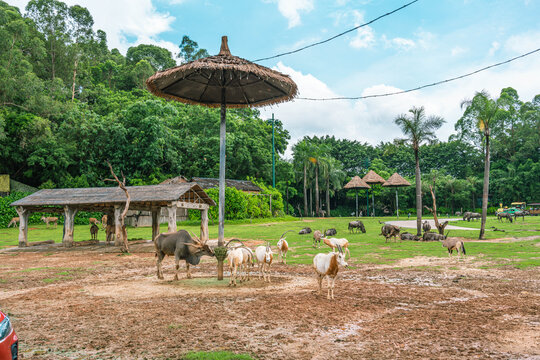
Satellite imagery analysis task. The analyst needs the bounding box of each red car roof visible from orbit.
[0,311,5,322]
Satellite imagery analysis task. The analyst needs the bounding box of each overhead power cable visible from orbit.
[297,47,540,101]
[254,0,419,62]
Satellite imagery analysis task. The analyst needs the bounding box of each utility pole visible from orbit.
[272,113,275,188]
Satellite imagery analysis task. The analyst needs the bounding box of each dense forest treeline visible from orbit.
[0,0,539,219]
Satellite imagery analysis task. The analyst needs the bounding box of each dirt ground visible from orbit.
[1,242,539,360]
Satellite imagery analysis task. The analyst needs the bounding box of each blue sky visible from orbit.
[8,0,540,155]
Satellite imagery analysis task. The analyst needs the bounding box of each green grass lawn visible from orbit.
[1,215,539,268]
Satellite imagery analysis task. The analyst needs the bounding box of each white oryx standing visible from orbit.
[277,230,291,264]
[255,242,273,282]
[313,245,348,300]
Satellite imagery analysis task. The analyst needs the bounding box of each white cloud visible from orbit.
[382,35,416,51]
[8,0,179,56]
[349,10,375,49]
[488,41,500,56]
[267,0,314,28]
[451,46,467,56]
[504,30,540,54]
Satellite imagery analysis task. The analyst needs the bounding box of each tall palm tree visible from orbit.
[394,106,445,236]
[461,91,501,239]
[292,140,312,217]
[319,156,345,217]
[466,176,481,210]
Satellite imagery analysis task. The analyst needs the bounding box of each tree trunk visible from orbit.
[303,164,307,217]
[415,148,422,236]
[16,206,29,248]
[315,164,319,216]
[479,133,491,240]
[71,58,78,102]
[326,177,331,217]
[309,186,313,217]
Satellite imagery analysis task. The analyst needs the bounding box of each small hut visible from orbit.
[382,173,411,219]
[362,170,386,216]
[343,176,371,217]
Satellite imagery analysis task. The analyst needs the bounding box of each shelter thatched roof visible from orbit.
[192,177,262,193]
[382,173,411,187]
[343,176,371,190]
[362,170,386,184]
[11,183,215,211]
[146,37,298,108]
[160,176,189,185]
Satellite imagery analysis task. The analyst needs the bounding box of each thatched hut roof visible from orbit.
[344,176,371,190]
[382,173,411,187]
[362,170,386,184]
[146,37,298,108]
[160,176,189,185]
[191,177,262,193]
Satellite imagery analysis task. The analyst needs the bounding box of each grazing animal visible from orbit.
[466,212,481,221]
[299,227,312,235]
[313,230,323,248]
[89,217,100,225]
[441,237,466,258]
[101,215,108,230]
[513,211,526,222]
[90,224,99,240]
[323,237,350,259]
[154,230,214,280]
[41,216,58,228]
[400,232,421,241]
[325,228,337,236]
[422,231,448,242]
[422,221,431,233]
[313,245,348,300]
[380,224,400,242]
[227,248,244,286]
[255,243,273,282]
[105,224,116,244]
[455,211,462,216]
[462,212,471,221]
[239,247,255,281]
[7,217,19,228]
[277,236,289,264]
[348,220,366,234]
[497,212,513,223]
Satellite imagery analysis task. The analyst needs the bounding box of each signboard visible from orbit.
[0,174,9,193]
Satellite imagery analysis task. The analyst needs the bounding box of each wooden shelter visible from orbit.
[363,170,386,217]
[10,183,215,248]
[343,176,371,217]
[382,173,411,219]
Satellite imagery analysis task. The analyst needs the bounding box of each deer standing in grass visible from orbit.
[41,216,58,228]
[7,217,19,228]
[313,245,348,300]
[90,224,99,240]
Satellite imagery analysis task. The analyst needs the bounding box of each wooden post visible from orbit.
[167,203,177,233]
[114,205,123,247]
[63,206,78,247]
[200,208,209,242]
[217,87,227,281]
[16,206,29,247]
[151,208,160,241]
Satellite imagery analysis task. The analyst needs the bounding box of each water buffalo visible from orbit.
[467,212,481,221]
[400,232,421,241]
[299,227,312,235]
[325,228,337,236]
[380,224,400,242]
[348,221,366,234]
[497,212,513,223]
[422,221,431,233]
[154,230,214,280]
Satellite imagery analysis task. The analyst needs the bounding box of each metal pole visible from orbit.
[217,87,226,280]
[366,189,369,216]
[372,190,375,217]
[272,113,275,188]
[355,189,358,217]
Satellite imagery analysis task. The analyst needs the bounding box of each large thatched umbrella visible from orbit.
[382,173,411,219]
[146,36,298,280]
[343,176,370,217]
[363,170,386,216]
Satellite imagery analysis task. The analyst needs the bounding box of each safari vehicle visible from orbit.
[497,202,527,215]
[528,203,540,216]
[0,310,18,360]
[511,202,526,210]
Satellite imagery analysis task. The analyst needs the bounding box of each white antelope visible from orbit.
[313,245,348,300]
[323,237,351,259]
[255,242,273,282]
[277,230,290,264]
[227,247,244,287]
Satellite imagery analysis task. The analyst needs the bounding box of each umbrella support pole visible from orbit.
[217,88,226,280]
[396,189,399,219]
[355,189,358,217]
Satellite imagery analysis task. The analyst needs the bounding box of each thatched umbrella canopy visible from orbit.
[362,170,386,217]
[147,36,298,280]
[383,173,411,219]
[344,176,370,217]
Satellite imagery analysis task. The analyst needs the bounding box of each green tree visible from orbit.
[178,35,209,63]
[394,106,445,236]
[126,44,176,71]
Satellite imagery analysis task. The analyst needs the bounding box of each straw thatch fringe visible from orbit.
[344,176,371,189]
[382,173,411,187]
[362,170,386,184]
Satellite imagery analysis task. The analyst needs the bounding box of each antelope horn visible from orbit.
[280,230,294,239]
[188,230,202,244]
[445,230,450,238]
[186,242,202,248]
[225,239,245,248]
[337,244,343,254]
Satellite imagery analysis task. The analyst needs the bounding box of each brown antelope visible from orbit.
[41,216,58,228]
[323,237,351,259]
[89,217,100,225]
[90,224,99,240]
[7,217,19,228]
[101,215,108,230]
[313,245,348,300]
[105,224,115,244]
